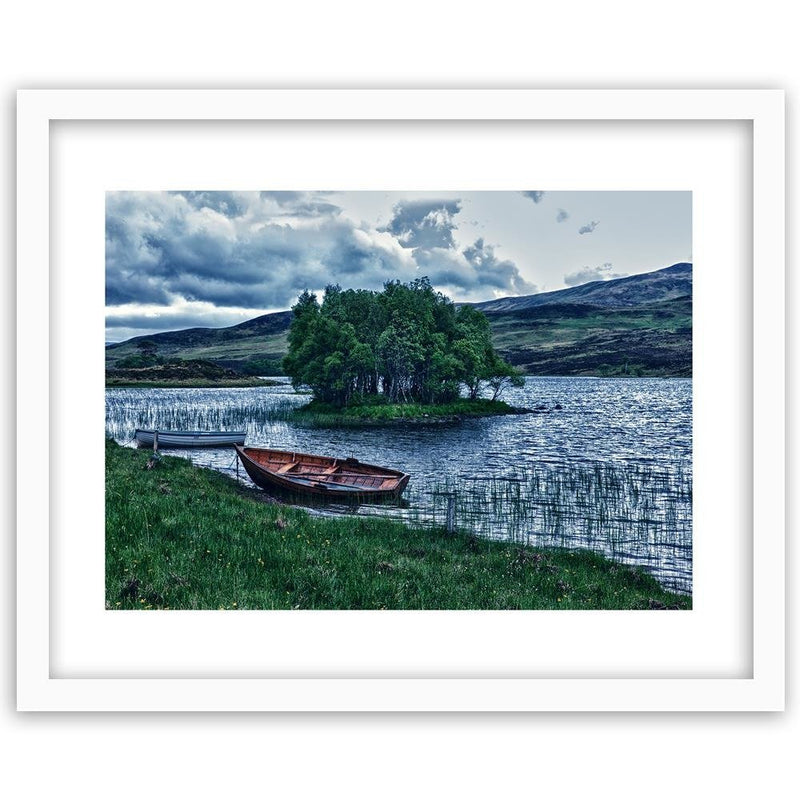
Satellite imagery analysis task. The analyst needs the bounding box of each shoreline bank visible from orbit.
[105,377,281,388]
[287,397,544,427]
[105,439,691,610]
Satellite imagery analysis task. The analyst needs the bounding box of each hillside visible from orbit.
[473,262,692,312]
[106,263,692,377]
[105,310,292,375]
[487,295,691,376]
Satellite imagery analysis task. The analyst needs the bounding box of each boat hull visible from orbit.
[234,445,410,502]
[135,429,246,448]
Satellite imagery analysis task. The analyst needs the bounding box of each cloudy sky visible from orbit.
[106,190,691,342]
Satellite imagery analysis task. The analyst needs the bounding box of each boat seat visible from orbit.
[276,462,296,474]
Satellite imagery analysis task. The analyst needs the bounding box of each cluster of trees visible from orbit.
[282,278,522,407]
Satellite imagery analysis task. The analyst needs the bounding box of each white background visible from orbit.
[2,3,795,799]
[50,119,747,682]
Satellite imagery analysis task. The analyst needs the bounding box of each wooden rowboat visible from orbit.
[234,445,410,501]
[135,429,246,448]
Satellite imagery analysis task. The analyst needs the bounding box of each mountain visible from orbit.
[471,263,692,376]
[106,310,293,375]
[472,262,692,312]
[106,263,692,377]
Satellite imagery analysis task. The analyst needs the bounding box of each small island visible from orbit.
[282,278,525,423]
[288,397,534,427]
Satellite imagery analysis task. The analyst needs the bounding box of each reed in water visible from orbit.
[105,440,691,610]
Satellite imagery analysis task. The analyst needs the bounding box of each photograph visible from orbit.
[8,12,791,796]
[104,189,693,611]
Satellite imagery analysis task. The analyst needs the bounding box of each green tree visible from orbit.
[452,305,495,399]
[282,289,320,392]
[485,353,525,400]
[282,278,521,407]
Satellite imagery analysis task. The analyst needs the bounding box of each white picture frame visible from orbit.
[17,89,785,711]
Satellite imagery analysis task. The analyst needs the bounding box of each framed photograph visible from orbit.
[17,89,784,711]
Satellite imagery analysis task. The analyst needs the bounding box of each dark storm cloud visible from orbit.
[461,238,537,294]
[414,238,537,297]
[378,198,537,296]
[105,275,173,306]
[522,191,546,203]
[556,208,569,223]
[380,199,462,250]
[106,192,539,339]
[564,262,625,286]
[325,235,402,279]
[105,192,411,313]
[148,223,399,308]
[578,220,600,235]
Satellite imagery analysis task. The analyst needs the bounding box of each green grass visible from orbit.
[105,439,691,610]
[288,397,527,427]
[487,300,692,377]
[105,333,289,370]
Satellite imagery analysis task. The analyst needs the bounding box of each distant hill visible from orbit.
[106,263,692,377]
[106,310,293,375]
[473,262,692,312]
[468,263,692,376]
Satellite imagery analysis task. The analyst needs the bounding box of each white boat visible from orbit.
[134,429,246,448]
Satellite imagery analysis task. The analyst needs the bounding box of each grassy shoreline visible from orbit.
[289,397,539,427]
[105,440,690,610]
[105,376,280,388]
[105,358,284,388]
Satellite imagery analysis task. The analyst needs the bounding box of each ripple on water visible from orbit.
[106,377,693,594]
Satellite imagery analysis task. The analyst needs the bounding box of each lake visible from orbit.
[105,377,692,594]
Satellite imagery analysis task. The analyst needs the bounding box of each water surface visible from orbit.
[106,377,692,593]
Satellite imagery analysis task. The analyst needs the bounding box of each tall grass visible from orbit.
[105,389,302,442]
[105,389,521,438]
[106,383,693,594]
[105,440,691,610]
[351,461,692,594]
